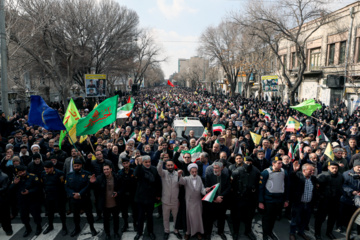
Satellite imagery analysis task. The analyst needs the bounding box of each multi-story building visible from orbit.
[265,1,360,112]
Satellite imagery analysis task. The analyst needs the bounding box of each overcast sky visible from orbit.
[117,0,352,79]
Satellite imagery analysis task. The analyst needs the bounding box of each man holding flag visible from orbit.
[203,162,231,240]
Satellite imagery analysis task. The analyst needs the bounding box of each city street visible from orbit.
[0,210,352,240]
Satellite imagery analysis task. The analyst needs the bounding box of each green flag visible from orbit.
[76,95,118,136]
[59,99,80,149]
[290,99,322,116]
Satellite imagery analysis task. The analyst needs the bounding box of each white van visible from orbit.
[172,117,205,139]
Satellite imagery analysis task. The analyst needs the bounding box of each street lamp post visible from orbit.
[0,0,9,116]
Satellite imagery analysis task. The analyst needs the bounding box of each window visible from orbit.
[358,38,360,62]
[339,41,346,64]
[328,43,335,65]
[283,55,287,70]
[291,52,296,69]
[310,48,321,70]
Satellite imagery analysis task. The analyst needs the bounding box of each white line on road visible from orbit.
[30,223,62,240]
[0,224,23,240]
[77,223,103,240]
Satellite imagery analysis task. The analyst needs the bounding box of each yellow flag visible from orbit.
[324,143,334,161]
[91,154,96,161]
[67,124,78,144]
[250,132,262,145]
[160,111,165,119]
[162,96,166,100]
[93,103,98,109]
[259,109,264,115]
[198,106,200,111]
[155,103,159,110]
[137,130,142,142]
[79,135,87,144]
[194,91,198,95]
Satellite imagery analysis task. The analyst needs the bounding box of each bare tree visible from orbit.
[6,0,139,106]
[130,29,167,87]
[144,64,165,88]
[198,21,243,96]
[235,0,331,103]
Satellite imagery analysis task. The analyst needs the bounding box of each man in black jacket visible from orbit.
[231,157,260,240]
[10,165,42,237]
[203,161,231,240]
[134,155,161,240]
[40,161,67,236]
[289,162,317,240]
[314,162,343,240]
[0,168,12,236]
[65,158,97,237]
[118,158,137,232]
[90,163,121,240]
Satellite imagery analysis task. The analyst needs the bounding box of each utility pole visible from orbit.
[0,0,9,116]
[343,7,355,103]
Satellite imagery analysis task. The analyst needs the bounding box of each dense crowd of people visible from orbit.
[0,87,360,240]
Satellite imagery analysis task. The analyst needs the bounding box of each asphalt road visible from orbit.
[0,209,354,240]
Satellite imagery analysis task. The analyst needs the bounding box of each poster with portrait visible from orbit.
[126,77,133,92]
[85,74,107,97]
[261,75,279,92]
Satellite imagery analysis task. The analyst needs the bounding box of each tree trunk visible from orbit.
[288,88,295,105]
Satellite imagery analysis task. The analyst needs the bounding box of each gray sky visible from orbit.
[117,0,352,79]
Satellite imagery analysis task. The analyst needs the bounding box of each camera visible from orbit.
[349,172,360,179]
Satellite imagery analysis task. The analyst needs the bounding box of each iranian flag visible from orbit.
[264,112,271,122]
[129,132,136,139]
[180,144,202,162]
[239,106,243,115]
[202,183,220,202]
[212,109,220,116]
[288,145,295,161]
[117,103,134,119]
[285,117,301,132]
[202,128,208,138]
[338,118,344,124]
[201,109,207,115]
[154,112,159,120]
[213,124,225,133]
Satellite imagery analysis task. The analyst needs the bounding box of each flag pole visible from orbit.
[87,137,96,153]
[309,115,332,127]
[65,129,80,153]
[293,115,332,127]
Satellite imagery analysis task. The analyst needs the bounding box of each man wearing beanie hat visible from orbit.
[65,157,97,237]
[10,164,42,237]
[338,159,360,234]
[314,161,343,240]
[231,156,260,240]
[322,148,349,174]
[40,161,68,236]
